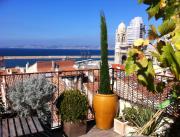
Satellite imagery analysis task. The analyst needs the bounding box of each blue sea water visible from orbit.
[0,48,115,67]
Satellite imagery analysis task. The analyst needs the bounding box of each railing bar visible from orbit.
[57,72,60,127]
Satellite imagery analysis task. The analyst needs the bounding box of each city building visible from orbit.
[126,17,145,45]
[25,60,76,73]
[114,17,145,64]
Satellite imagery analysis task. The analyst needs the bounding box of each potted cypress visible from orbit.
[92,12,118,130]
[57,89,88,137]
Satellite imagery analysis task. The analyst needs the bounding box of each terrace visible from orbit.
[0,68,175,137]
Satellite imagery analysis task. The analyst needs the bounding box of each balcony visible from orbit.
[0,68,175,137]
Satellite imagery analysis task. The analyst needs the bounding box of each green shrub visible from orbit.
[123,106,159,135]
[123,107,154,127]
[8,75,56,124]
[57,89,88,123]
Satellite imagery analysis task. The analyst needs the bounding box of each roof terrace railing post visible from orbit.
[111,68,114,92]
[115,69,118,95]
[92,69,95,96]
[4,76,8,110]
[57,71,60,127]
[131,74,134,104]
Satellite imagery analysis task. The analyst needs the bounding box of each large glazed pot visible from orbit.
[93,93,118,129]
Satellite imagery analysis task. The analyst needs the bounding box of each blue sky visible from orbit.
[0,0,160,48]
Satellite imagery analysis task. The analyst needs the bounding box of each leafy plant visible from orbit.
[123,107,154,127]
[125,0,180,108]
[99,12,112,94]
[57,89,88,123]
[8,75,56,124]
[116,115,127,123]
[122,107,163,135]
[125,0,180,135]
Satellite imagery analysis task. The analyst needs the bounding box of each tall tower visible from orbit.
[126,17,145,45]
[114,17,145,64]
[114,22,130,64]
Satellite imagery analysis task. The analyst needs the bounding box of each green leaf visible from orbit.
[161,44,175,66]
[125,57,138,75]
[137,74,148,86]
[174,40,180,51]
[172,32,180,50]
[137,56,148,68]
[161,44,180,80]
[128,48,140,56]
[157,99,171,109]
[151,51,160,61]
[154,4,165,20]
[175,51,180,67]
[158,19,176,36]
[147,61,155,77]
[147,3,160,20]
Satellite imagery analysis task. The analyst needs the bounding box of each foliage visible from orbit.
[123,107,163,136]
[99,12,112,94]
[125,0,180,107]
[123,107,154,127]
[8,75,56,124]
[57,89,88,123]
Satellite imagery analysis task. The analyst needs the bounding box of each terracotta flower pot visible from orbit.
[63,121,87,137]
[93,93,118,129]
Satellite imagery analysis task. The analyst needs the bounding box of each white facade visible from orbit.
[126,17,145,45]
[114,17,145,64]
[26,63,37,73]
[114,22,130,64]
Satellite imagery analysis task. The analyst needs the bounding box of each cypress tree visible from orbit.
[99,12,112,94]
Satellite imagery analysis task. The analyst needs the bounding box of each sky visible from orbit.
[0,0,161,49]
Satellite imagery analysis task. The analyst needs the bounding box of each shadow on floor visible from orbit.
[86,120,96,133]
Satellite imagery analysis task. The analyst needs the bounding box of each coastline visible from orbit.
[4,55,114,60]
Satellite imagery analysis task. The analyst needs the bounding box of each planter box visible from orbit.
[63,121,87,137]
[114,118,137,136]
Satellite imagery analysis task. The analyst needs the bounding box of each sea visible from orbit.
[0,48,115,68]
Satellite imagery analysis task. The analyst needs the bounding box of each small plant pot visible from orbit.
[114,118,137,136]
[114,118,128,136]
[63,121,87,137]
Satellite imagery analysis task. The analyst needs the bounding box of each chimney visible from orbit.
[26,62,29,71]
[52,61,55,71]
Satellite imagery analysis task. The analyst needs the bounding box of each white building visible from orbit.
[114,22,131,64]
[126,17,145,45]
[114,17,145,64]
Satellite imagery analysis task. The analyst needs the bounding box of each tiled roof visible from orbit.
[56,60,75,71]
[37,61,53,72]
[0,70,6,75]
[36,60,76,72]
[111,64,125,70]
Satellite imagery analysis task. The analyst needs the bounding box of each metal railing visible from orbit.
[0,68,174,128]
